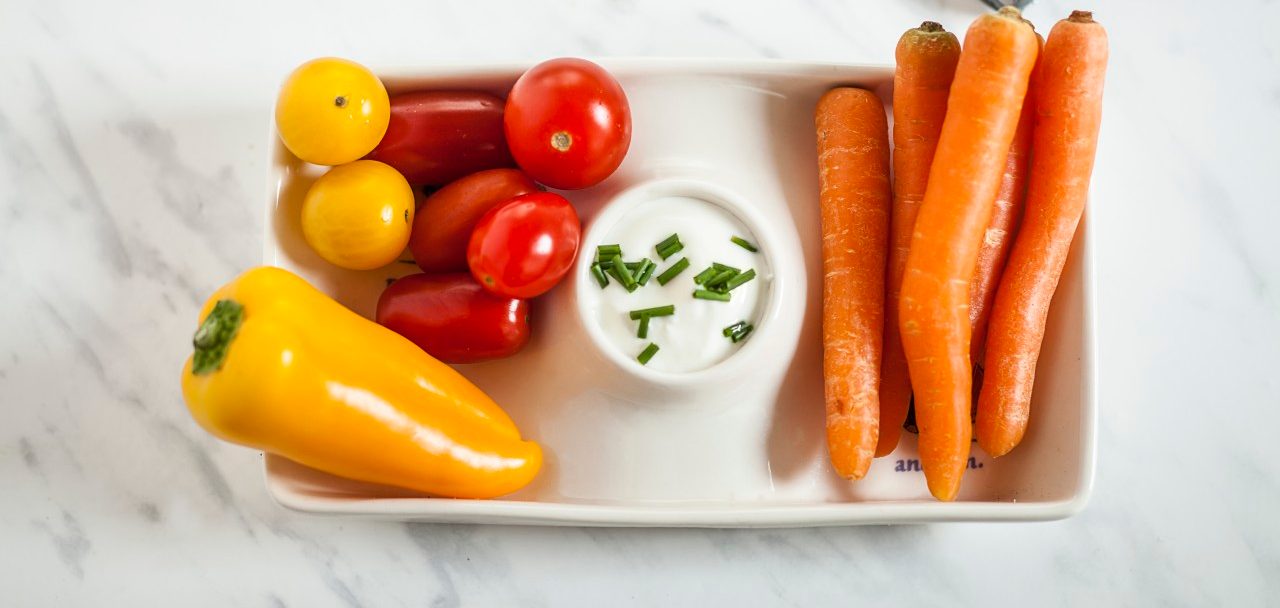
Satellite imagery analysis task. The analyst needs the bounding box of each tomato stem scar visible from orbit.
[551,131,572,152]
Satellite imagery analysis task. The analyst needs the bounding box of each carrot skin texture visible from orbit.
[977,12,1108,458]
[898,7,1038,501]
[969,34,1041,364]
[815,87,892,480]
[879,22,961,457]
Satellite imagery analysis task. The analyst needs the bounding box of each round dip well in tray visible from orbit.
[576,180,773,376]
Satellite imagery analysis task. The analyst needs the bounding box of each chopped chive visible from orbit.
[655,233,681,252]
[596,244,621,260]
[704,269,739,289]
[656,241,684,260]
[624,261,645,271]
[636,259,657,286]
[725,268,756,291]
[711,262,741,273]
[629,305,675,320]
[637,342,659,365]
[693,266,719,285]
[624,281,638,293]
[731,236,758,252]
[590,263,609,288]
[612,254,636,288]
[656,257,690,285]
[655,234,684,260]
[693,289,731,302]
[637,316,650,339]
[722,321,748,337]
[731,324,755,343]
[605,264,624,285]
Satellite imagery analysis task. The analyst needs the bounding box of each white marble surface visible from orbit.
[2,0,1278,604]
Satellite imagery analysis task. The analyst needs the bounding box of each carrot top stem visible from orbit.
[997,6,1022,19]
[919,21,944,33]
[1069,10,1095,23]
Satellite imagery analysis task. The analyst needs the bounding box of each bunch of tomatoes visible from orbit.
[275,57,631,363]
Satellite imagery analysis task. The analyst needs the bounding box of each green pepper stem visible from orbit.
[191,300,245,376]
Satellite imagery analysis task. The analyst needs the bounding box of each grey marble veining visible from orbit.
[2,0,1278,605]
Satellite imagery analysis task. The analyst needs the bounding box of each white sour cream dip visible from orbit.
[581,195,769,373]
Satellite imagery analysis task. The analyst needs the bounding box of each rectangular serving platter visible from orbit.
[262,58,1096,527]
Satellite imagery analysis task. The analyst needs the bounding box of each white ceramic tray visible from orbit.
[262,59,1096,527]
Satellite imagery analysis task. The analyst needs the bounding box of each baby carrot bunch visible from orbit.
[816,7,1107,502]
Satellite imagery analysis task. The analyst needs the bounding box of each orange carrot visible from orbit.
[815,87,891,480]
[968,35,1040,366]
[878,21,960,457]
[898,7,1038,501]
[977,11,1108,458]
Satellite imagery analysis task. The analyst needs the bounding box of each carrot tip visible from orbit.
[979,439,1013,459]
[1068,10,1095,23]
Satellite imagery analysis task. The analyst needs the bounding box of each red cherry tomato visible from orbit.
[376,273,530,363]
[504,58,631,190]
[367,91,514,185]
[410,169,539,274]
[467,192,581,298]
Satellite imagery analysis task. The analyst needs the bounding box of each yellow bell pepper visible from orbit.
[180,266,542,499]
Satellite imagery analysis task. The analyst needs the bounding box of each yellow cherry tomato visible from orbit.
[301,160,414,270]
[275,58,390,166]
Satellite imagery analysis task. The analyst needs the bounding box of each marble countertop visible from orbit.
[3,0,1278,604]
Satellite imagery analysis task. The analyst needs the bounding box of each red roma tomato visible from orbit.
[410,169,538,274]
[468,192,581,298]
[504,58,631,190]
[376,273,530,363]
[367,91,514,185]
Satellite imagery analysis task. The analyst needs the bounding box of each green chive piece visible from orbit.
[725,268,756,291]
[704,269,739,289]
[605,264,624,284]
[636,259,657,286]
[637,342,659,365]
[655,234,684,260]
[612,254,636,288]
[655,257,690,285]
[637,316,650,339]
[596,244,621,260]
[722,321,748,338]
[629,305,675,320]
[693,289,731,302]
[731,236,758,253]
[731,324,755,343]
[656,241,684,260]
[655,233,681,252]
[624,261,645,271]
[660,241,680,261]
[693,266,719,285]
[590,263,609,288]
[711,262,741,273]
